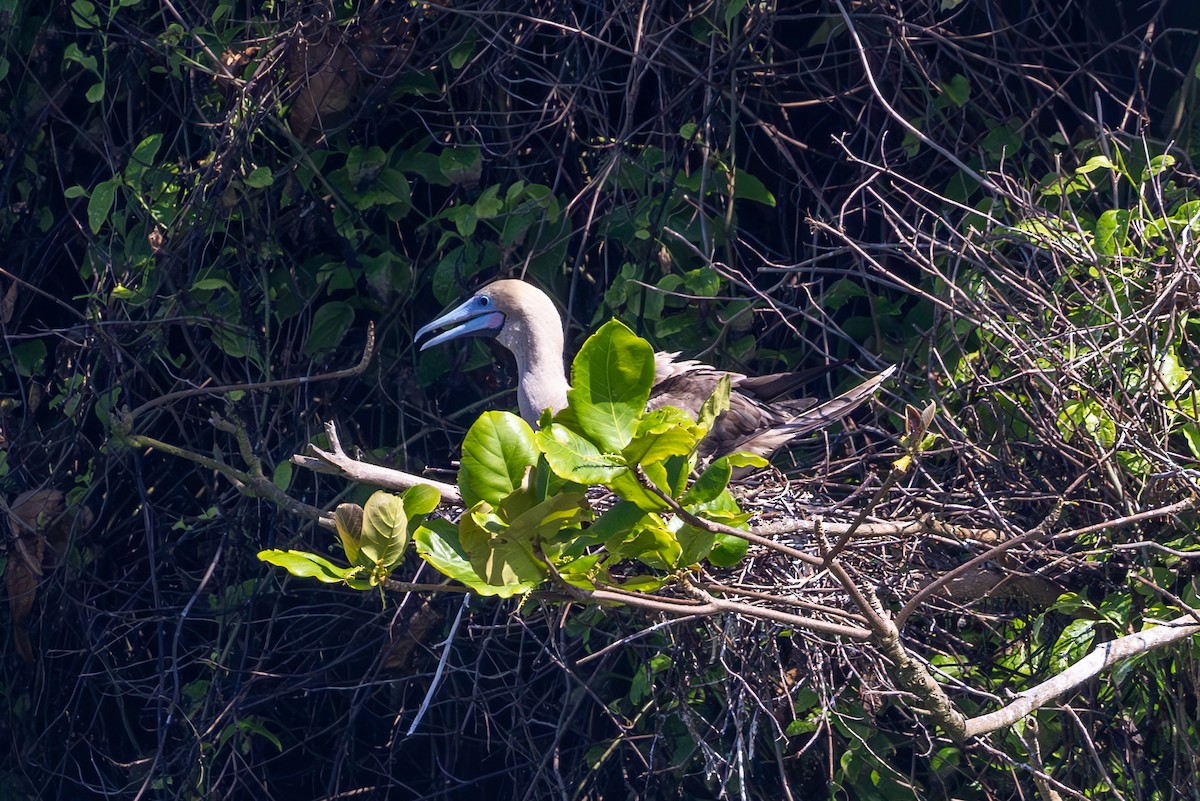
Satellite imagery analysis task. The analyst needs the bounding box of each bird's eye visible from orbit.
[478,296,491,307]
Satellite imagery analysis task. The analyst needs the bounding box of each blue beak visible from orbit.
[414,297,506,351]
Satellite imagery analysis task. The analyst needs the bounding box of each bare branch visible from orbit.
[296,421,462,504]
[963,615,1200,738]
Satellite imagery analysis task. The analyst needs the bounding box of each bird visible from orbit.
[415,279,894,461]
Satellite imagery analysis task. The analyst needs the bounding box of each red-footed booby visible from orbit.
[415,279,894,460]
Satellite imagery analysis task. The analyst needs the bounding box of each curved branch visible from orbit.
[129,322,377,420]
[963,615,1200,738]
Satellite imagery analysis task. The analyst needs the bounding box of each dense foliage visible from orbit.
[3,0,1200,799]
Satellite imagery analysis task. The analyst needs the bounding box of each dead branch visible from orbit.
[963,615,1200,738]
[294,421,462,504]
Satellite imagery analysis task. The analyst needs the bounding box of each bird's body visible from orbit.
[415,279,893,460]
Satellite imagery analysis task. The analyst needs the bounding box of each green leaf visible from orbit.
[939,74,971,107]
[303,301,354,356]
[85,81,104,103]
[1057,399,1115,448]
[536,423,627,485]
[360,491,409,572]
[413,519,492,591]
[683,458,732,505]
[611,517,681,570]
[439,146,482,186]
[675,522,716,566]
[257,550,359,584]
[708,533,750,567]
[505,491,592,546]
[1145,154,1176,179]
[1076,155,1117,175]
[191,276,235,292]
[1182,423,1200,459]
[1154,350,1189,395]
[271,459,293,490]
[11,340,47,377]
[1094,209,1131,256]
[245,166,274,188]
[723,0,748,25]
[459,411,538,506]
[128,135,162,177]
[88,177,119,234]
[608,466,671,512]
[459,504,547,595]
[571,499,646,551]
[401,484,441,520]
[697,374,731,432]
[568,319,655,451]
[732,169,776,207]
[623,407,702,467]
[448,36,476,69]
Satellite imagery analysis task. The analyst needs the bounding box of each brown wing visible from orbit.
[647,364,895,460]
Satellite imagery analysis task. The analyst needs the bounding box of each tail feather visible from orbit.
[730,365,895,458]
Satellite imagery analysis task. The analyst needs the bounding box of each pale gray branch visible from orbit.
[963,615,1200,738]
[294,421,462,505]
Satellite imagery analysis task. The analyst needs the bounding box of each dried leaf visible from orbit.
[383,600,442,672]
[5,489,94,662]
[286,30,360,144]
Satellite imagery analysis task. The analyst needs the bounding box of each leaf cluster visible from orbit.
[262,320,764,597]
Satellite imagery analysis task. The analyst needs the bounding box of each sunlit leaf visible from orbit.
[697,375,731,432]
[623,407,701,466]
[568,320,655,451]
[412,519,485,589]
[674,522,716,567]
[402,483,441,519]
[683,458,732,505]
[1094,209,1131,256]
[708,533,749,567]
[360,491,409,572]
[460,411,539,506]
[536,423,626,484]
[459,503,546,595]
[257,549,359,584]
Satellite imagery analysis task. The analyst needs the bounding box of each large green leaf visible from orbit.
[708,534,750,567]
[459,411,538,506]
[697,374,731,432]
[360,491,409,573]
[257,549,361,584]
[609,463,671,512]
[610,517,681,570]
[674,522,716,567]
[414,518,515,596]
[682,458,732,506]
[569,499,646,552]
[568,319,655,451]
[506,491,592,545]
[459,504,547,596]
[623,407,702,466]
[536,423,626,484]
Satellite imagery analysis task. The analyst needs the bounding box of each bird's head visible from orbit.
[414,279,564,364]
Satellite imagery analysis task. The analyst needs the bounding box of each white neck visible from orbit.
[496,307,570,426]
